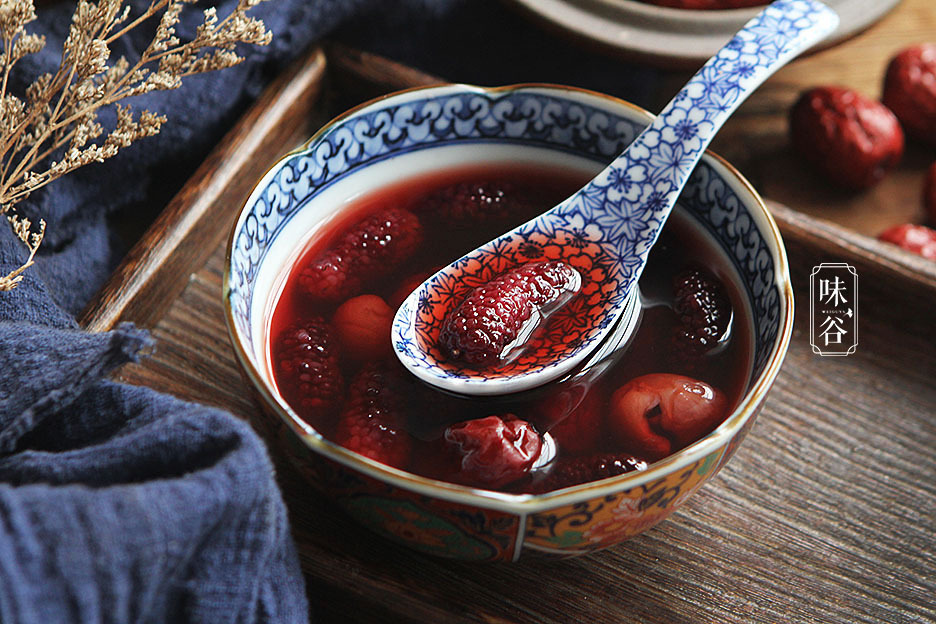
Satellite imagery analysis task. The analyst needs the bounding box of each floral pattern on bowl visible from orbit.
[224,83,794,561]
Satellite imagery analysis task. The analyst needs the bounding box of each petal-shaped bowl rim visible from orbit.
[223,82,795,516]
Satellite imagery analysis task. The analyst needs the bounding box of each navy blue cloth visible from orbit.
[0,1,341,621]
[0,0,662,622]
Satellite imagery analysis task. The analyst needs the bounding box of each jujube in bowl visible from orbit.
[224,83,794,561]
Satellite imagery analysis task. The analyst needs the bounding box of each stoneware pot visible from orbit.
[224,83,794,561]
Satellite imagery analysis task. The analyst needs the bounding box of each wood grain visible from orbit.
[114,219,936,624]
[79,48,328,332]
[700,0,936,240]
[87,2,936,621]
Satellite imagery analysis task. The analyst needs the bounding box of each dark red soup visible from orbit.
[268,164,750,494]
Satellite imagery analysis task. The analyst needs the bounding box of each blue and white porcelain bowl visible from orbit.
[223,83,794,561]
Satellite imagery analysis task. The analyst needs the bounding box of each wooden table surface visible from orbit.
[83,1,936,622]
[699,0,936,238]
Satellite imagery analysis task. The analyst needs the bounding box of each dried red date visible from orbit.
[883,44,936,146]
[878,223,936,260]
[789,86,904,190]
[444,415,542,488]
[609,373,728,461]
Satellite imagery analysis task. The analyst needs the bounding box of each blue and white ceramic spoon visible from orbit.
[392,0,839,396]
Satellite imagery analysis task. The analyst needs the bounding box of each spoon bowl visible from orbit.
[393,0,838,396]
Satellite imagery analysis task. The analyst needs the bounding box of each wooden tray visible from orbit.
[80,39,935,624]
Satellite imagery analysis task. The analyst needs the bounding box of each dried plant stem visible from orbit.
[0,0,272,291]
[106,0,164,45]
[0,215,43,291]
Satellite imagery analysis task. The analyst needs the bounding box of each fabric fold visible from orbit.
[0,382,306,624]
[0,322,151,455]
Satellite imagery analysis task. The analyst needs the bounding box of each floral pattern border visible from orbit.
[229,87,783,380]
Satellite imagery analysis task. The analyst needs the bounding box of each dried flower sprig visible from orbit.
[0,213,43,289]
[0,0,271,291]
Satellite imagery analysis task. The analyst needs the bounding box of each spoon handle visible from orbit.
[566,0,839,287]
